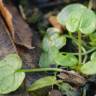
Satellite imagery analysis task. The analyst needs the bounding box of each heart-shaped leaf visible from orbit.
[57,4,96,34]
[55,53,78,67]
[80,59,96,75]
[57,4,85,32]
[7,5,33,49]
[0,54,25,94]
[28,76,61,91]
[42,28,66,52]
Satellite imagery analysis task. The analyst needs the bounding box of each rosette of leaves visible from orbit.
[31,3,96,94]
[57,4,96,75]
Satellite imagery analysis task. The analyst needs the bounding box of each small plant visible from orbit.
[0,3,96,95]
[31,3,96,95]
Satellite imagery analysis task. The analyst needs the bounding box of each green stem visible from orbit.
[68,31,72,37]
[78,31,82,64]
[17,68,63,73]
[82,47,87,64]
[61,47,96,55]
[64,35,87,48]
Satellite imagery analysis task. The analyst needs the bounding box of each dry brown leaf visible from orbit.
[49,90,62,96]
[57,70,86,86]
[48,16,63,32]
[0,15,16,58]
[16,28,41,68]
[0,0,14,36]
[6,4,33,49]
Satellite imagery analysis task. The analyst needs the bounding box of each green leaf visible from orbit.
[0,54,25,94]
[79,9,96,34]
[55,53,78,67]
[91,52,96,60]
[39,52,51,68]
[28,76,61,91]
[42,28,66,52]
[89,32,96,46]
[57,4,85,32]
[39,46,59,68]
[57,4,96,34]
[58,83,79,96]
[48,46,59,64]
[47,27,61,36]
[57,4,84,26]
[80,59,96,75]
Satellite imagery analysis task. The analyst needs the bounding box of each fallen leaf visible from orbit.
[48,90,62,96]
[58,83,79,96]
[0,14,16,57]
[16,28,41,68]
[6,4,33,49]
[57,70,86,86]
[48,16,63,32]
[16,29,42,91]
[0,0,14,36]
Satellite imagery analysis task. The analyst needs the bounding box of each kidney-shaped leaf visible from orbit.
[0,54,25,94]
[55,53,78,67]
[57,4,85,32]
[57,4,96,34]
[28,76,61,91]
[80,59,96,75]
